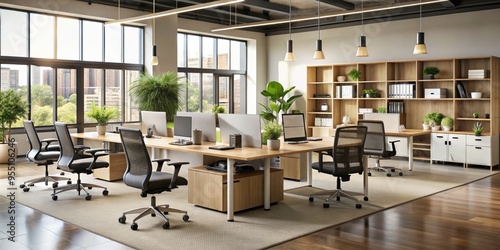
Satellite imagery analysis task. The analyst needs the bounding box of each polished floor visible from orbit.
[1,161,499,249]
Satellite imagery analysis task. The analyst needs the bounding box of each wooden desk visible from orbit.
[72,132,340,221]
[385,129,431,171]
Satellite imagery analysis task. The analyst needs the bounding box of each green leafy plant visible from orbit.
[423,113,432,125]
[473,122,484,136]
[426,112,444,125]
[441,117,453,127]
[376,106,387,113]
[129,72,185,122]
[85,103,120,126]
[262,122,283,140]
[363,88,378,97]
[473,112,479,118]
[0,89,28,144]
[348,68,362,81]
[259,81,302,123]
[211,104,226,127]
[423,66,440,77]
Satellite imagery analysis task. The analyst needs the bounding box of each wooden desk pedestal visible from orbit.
[93,153,127,181]
[188,166,284,212]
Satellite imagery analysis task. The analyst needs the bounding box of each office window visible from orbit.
[57,17,80,60]
[124,26,142,64]
[124,70,140,122]
[0,64,28,127]
[30,65,55,126]
[105,24,122,63]
[30,13,55,59]
[1,10,27,57]
[83,68,103,124]
[57,68,77,123]
[82,20,103,61]
[104,69,122,123]
[178,33,247,113]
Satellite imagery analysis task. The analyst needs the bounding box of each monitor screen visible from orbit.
[141,111,168,137]
[176,111,216,142]
[173,116,192,141]
[282,113,307,142]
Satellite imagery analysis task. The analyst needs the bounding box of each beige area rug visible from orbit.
[0,159,495,250]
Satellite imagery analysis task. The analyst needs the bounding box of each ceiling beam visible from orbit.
[240,0,290,15]
[319,0,354,10]
[441,0,461,7]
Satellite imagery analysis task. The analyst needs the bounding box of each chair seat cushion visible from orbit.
[69,158,109,173]
[124,172,188,194]
[312,161,363,176]
[34,151,60,162]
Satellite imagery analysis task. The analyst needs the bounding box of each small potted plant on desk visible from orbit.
[263,122,282,150]
[85,103,120,135]
[473,122,484,136]
[441,117,453,131]
[363,89,378,98]
[423,66,440,79]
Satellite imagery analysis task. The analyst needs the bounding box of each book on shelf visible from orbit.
[468,69,489,79]
[388,101,404,113]
[388,82,415,98]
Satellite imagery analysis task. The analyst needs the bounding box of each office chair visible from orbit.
[358,120,402,177]
[52,122,110,201]
[118,127,190,231]
[20,120,72,192]
[309,125,368,209]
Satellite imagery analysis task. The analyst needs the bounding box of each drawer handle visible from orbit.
[475,147,482,149]
[437,136,444,138]
[475,139,482,141]
[223,180,241,185]
[452,137,459,139]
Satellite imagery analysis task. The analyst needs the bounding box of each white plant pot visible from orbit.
[96,125,107,135]
[267,139,281,150]
[443,126,452,131]
[0,142,17,164]
[431,125,441,131]
[422,124,430,130]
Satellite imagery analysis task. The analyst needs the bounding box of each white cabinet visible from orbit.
[387,136,408,157]
[431,133,466,163]
[466,135,499,170]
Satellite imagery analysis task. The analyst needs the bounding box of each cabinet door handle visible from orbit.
[223,180,241,185]
[448,141,451,146]
[437,136,444,138]
[475,147,482,149]
[452,137,459,139]
[475,139,482,141]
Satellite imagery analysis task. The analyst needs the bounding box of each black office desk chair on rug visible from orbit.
[52,122,109,201]
[358,120,402,177]
[309,125,368,209]
[20,120,71,192]
[118,127,190,231]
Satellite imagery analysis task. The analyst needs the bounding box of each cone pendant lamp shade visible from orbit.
[284,40,296,62]
[413,32,427,54]
[356,35,368,57]
[151,45,159,65]
[313,40,325,60]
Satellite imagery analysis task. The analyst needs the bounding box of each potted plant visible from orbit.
[428,112,445,131]
[473,112,479,118]
[0,89,28,163]
[423,66,440,79]
[259,81,302,123]
[441,117,454,131]
[376,106,387,113]
[263,122,282,150]
[363,88,378,98]
[422,113,432,130]
[348,68,362,81]
[85,103,120,135]
[129,72,185,123]
[473,122,484,136]
[211,104,226,127]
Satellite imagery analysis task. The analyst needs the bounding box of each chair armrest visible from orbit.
[167,161,190,189]
[152,158,170,172]
[41,138,59,151]
[84,148,110,170]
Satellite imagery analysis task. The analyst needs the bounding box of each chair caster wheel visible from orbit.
[364,197,369,201]
[323,203,329,208]
[20,184,25,188]
[131,223,138,230]
[356,204,362,209]
[28,183,35,186]
[391,169,396,172]
[336,197,340,201]
[67,180,72,184]
[386,173,392,177]
[163,211,169,215]
[52,195,58,201]
[183,214,189,222]
[162,222,170,229]
[23,187,30,192]
[52,182,58,188]
[368,172,372,176]
[102,190,109,196]
[60,172,65,176]
[399,172,403,176]
[118,216,126,224]
[151,213,156,217]
[88,187,92,190]
[85,195,92,200]
[309,197,314,202]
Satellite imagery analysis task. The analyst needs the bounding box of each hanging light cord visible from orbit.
[118,0,121,19]
[317,0,320,39]
[419,0,423,32]
[152,0,155,44]
[361,0,364,35]
[288,0,292,40]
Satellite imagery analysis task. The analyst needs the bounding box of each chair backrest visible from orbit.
[357,120,386,155]
[119,127,152,190]
[333,125,367,172]
[54,122,76,170]
[23,120,42,158]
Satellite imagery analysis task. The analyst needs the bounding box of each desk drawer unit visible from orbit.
[466,135,499,169]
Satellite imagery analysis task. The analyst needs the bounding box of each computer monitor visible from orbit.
[176,111,216,142]
[219,114,262,148]
[140,111,168,137]
[173,116,192,141]
[282,113,308,143]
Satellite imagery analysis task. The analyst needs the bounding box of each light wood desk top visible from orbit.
[385,129,431,137]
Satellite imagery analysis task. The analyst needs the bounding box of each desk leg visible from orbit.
[227,158,235,222]
[264,158,270,211]
[408,136,414,171]
[307,151,313,187]
[363,155,368,201]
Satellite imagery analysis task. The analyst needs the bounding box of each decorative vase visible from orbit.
[0,142,17,164]
[96,125,107,135]
[431,125,441,131]
[342,115,351,125]
[443,126,451,131]
[422,124,430,130]
[337,76,346,82]
[267,139,280,150]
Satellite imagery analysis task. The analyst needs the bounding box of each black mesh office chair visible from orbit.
[309,125,368,209]
[118,127,190,231]
[358,120,402,177]
[52,122,110,201]
[20,120,71,192]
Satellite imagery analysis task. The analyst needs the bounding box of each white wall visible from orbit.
[266,8,500,113]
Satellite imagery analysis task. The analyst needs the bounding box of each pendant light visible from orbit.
[413,0,428,54]
[313,0,325,60]
[284,0,295,62]
[151,0,159,66]
[356,0,368,57]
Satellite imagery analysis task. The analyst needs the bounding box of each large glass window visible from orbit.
[177,34,186,68]
[124,26,142,64]
[57,68,77,123]
[1,10,28,57]
[105,69,122,123]
[187,35,200,68]
[105,24,122,63]
[0,64,28,127]
[30,66,55,126]
[57,17,80,60]
[30,13,55,59]
[83,21,103,61]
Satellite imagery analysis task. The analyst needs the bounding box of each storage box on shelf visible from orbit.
[306,56,499,168]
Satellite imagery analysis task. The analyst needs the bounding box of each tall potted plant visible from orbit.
[85,103,120,135]
[0,89,28,163]
[259,81,302,123]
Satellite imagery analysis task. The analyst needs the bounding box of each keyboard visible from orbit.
[169,140,193,146]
